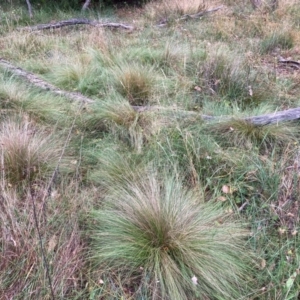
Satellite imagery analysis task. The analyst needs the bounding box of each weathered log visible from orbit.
[0,58,94,104]
[180,5,224,21]
[20,18,135,31]
[1,58,300,126]
[278,56,300,70]
[156,5,224,27]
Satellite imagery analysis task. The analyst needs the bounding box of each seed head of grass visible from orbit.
[88,173,253,299]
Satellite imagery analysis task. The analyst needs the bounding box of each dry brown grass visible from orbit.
[145,0,206,21]
[0,186,85,299]
[0,117,62,186]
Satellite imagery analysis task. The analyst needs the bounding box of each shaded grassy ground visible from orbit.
[1,0,300,299]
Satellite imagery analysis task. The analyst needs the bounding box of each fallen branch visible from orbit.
[0,58,94,104]
[82,0,92,11]
[133,105,300,125]
[278,56,300,70]
[25,0,33,18]
[1,58,300,125]
[157,5,224,27]
[21,18,135,31]
[180,5,224,21]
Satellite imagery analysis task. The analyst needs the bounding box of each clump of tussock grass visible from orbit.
[208,118,298,151]
[85,97,152,151]
[87,97,138,131]
[49,55,92,92]
[0,117,62,185]
[260,30,294,54]
[87,172,254,299]
[112,63,155,106]
[198,47,267,106]
[87,147,145,188]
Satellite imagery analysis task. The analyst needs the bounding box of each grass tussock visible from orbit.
[0,118,62,186]
[88,173,253,299]
[260,30,295,54]
[112,63,155,105]
[208,118,298,150]
[198,47,268,106]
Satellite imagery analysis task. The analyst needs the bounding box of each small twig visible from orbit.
[278,56,300,70]
[180,5,224,21]
[238,201,249,212]
[30,192,55,300]
[82,0,92,11]
[156,5,224,27]
[25,0,33,18]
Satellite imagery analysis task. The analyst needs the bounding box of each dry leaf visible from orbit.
[248,85,253,96]
[222,185,230,194]
[218,196,227,202]
[260,259,266,269]
[194,86,202,92]
[191,275,198,285]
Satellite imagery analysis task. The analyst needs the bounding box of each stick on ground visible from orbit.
[20,18,135,31]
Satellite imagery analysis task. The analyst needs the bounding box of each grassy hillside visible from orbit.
[1,0,300,299]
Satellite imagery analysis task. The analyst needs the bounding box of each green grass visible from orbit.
[87,172,254,300]
[1,0,300,299]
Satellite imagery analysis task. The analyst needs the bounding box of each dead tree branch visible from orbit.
[157,5,224,27]
[180,5,224,21]
[0,58,94,104]
[20,18,135,31]
[25,0,33,18]
[82,0,92,11]
[278,56,300,70]
[1,58,300,126]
